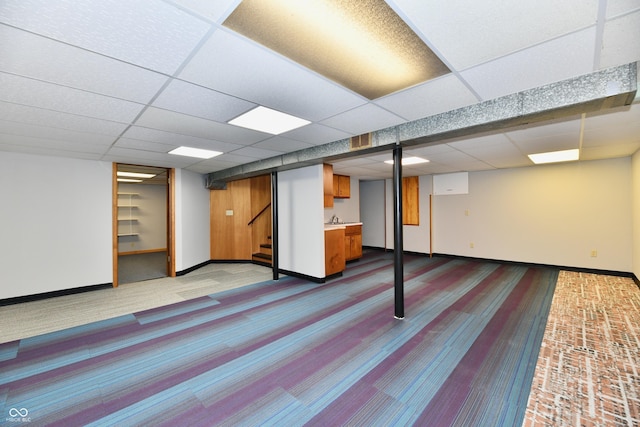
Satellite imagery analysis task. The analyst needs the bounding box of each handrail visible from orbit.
[248,202,271,226]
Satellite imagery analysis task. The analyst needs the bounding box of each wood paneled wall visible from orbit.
[210,175,272,260]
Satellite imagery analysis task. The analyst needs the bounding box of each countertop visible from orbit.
[324,222,362,230]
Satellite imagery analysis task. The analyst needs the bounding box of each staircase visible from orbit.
[252,236,272,266]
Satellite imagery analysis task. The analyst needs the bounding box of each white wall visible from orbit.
[0,152,112,299]
[360,180,386,248]
[324,176,360,223]
[632,150,640,279]
[433,157,632,271]
[357,157,632,272]
[174,169,210,272]
[278,165,325,279]
[117,183,166,253]
[383,175,433,254]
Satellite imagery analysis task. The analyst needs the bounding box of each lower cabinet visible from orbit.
[325,228,346,276]
[344,225,362,261]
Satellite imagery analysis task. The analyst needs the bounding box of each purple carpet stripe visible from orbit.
[0,252,558,426]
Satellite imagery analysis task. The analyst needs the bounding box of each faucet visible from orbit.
[329,214,339,224]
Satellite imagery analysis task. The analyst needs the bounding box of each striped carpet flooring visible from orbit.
[0,252,558,426]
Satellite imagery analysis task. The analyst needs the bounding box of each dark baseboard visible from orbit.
[0,283,113,307]
[176,260,215,276]
[276,268,339,284]
[364,246,639,287]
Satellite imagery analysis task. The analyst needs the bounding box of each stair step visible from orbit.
[252,252,272,266]
[260,243,272,249]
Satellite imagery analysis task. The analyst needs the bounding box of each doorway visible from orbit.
[112,164,175,287]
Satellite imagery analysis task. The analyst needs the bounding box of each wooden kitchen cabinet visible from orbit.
[323,164,334,208]
[333,174,350,198]
[344,224,362,261]
[325,227,345,276]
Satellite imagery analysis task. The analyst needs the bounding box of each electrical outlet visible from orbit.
[591,250,597,257]
[470,242,474,249]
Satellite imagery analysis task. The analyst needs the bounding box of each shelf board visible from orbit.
[117,192,139,196]
[117,218,138,221]
[117,205,139,208]
[117,233,139,237]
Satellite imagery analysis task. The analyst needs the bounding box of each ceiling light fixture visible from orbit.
[168,146,222,159]
[117,178,143,183]
[228,106,310,134]
[528,149,579,164]
[223,0,450,99]
[385,156,430,165]
[117,171,156,179]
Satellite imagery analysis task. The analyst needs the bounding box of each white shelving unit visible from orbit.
[117,192,139,237]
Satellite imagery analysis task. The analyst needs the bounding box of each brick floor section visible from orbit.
[523,271,640,426]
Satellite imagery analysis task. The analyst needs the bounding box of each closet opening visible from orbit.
[112,164,175,287]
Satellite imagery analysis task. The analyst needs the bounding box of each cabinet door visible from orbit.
[338,175,350,197]
[323,164,334,207]
[351,234,362,258]
[344,235,352,260]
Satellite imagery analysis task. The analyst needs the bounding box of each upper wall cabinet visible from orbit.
[333,174,351,198]
[323,164,334,208]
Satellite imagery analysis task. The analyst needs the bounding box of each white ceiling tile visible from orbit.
[600,11,640,69]
[115,138,175,153]
[375,74,479,120]
[103,146,198,168]
[121,126,244,153]
[460,28,596,100]
[581,142,640,160]
[320,104,406,135]
[252,137,314,152]
[0,26,169,104]
[0,101,128,136]
[169,0,240,22]
[0,119,116,146]
[179,29,367,121]
[0,142,104,160]
[606,1,640,18]
[506,117,582,142]
[229,145,284,159]
[0,0,212,74]
[0,73,144,122]
[152,79,256,122]
[394,0,599,70]
[134,107,267,144]
[282,123,351,146]
[0,133,110,154]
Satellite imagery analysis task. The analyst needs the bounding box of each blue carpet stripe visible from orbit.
[0,253,558,426]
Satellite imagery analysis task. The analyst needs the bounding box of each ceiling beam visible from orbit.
[206,62,637,188]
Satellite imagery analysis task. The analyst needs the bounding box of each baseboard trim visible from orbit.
[431,252,635,279]
[0,283,113,307]
[176,260,215,276]
[276,268,339,283]
[118,248,167,256]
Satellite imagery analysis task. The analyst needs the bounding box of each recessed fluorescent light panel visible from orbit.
[223,0,450,99]
[168,146,222,159]
[384,156,429,165]
[117,178,143,183]
[117,171,156,179]
[228,106,310,134]
[528,149,579,164]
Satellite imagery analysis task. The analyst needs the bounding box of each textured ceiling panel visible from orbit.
[0,26,169,103]
[0,72,144,123]
[0,0,211,74]
[179,29,367,121]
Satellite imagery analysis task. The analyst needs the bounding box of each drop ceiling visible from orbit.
[0,0,639,180]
